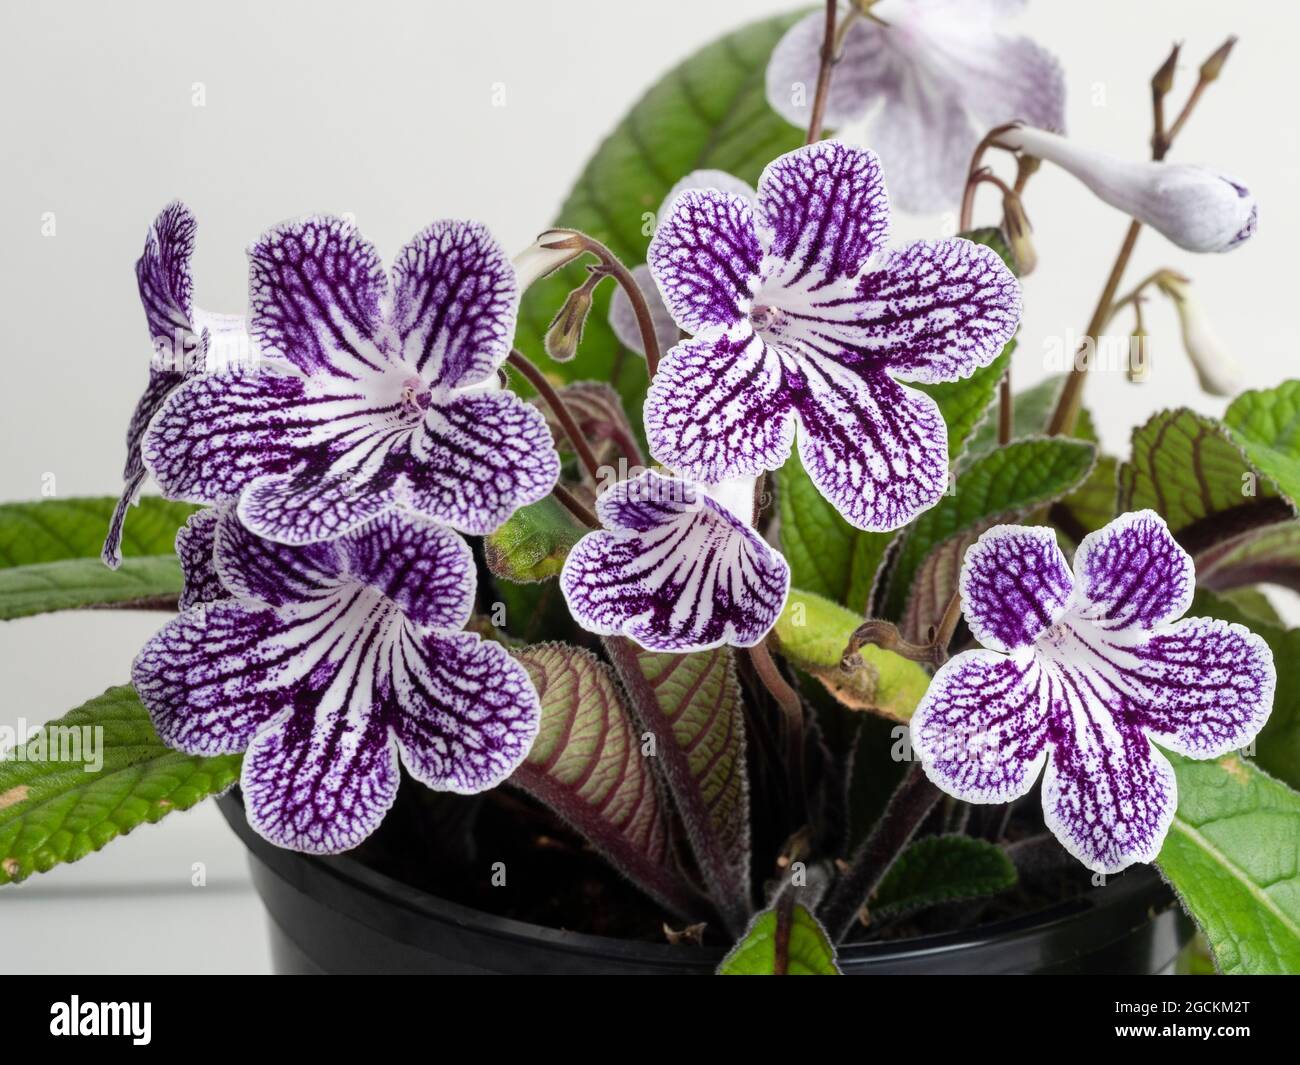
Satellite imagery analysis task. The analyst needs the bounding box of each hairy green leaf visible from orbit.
[1156,753,1300,974]
[880,437,1095,621]
[1198,521,1300,596]
[484,495,586,583]
[773,589,931,721]
[717,899,840,975]
[512,643,699,917]
[0,556,181,620]
[0,685,241,884]
[872,835,1017,922]
[515,14,805,413]
[1224,380,1300,506]
[603,637,751,934]
[0,496,195,568]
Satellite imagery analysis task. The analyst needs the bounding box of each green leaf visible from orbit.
[871,835,1017,922]
[1190,590,1300,790]
[963,374,1098,463]
[916,347,1013,463]
[1118,408,1292,550]
[717,899,840,975]
[0,556,181,620]
[1156,753,1300,974]
[514,13,806,413]
[1224,380,1300,506]
[512,643,699,917]
[773,589,931,721]
[483,495,586,583]
[0,496,195,568]
[0,685,241,884]
[603,637,752,934]
[880,437,1096,621]
[1054,454,1118,543]
[1198,520,1300,596]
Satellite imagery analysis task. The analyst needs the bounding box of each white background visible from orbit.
[2,0,1296,972]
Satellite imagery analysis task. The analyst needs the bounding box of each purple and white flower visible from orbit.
[143,216,560,545]
[560,469,790,652]
[105,201,252,568]
[134,507,540,854]
[644,140,1021,532]
[911,511,1275,873]
[766,0,1065,213]
[997,126,1257,253]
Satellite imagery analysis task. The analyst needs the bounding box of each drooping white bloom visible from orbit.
[997,127,1257,253]
[1157,274,1243,396]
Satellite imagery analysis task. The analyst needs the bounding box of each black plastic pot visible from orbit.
[217,795,1192,974]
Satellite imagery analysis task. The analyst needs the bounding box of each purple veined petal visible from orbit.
[335,511,476,634]
[404,387,560,535]
[241,705,400,855]
[560,469,791,652]
[647,189,762,333]
[214,506,344,605]
[391,220,518,390]
[911,648,1051,804]
[390,629,541,793]
[1039,668,1177,874]
[755,141,890,290]
[248,216,390,379]
[860,238,1022,384]
[607,263,680,359]
[1071,511,1195,633]
[132,594,356,756]
[176,506,231,611]
[959,525,1073,654]
[870,78,978,215]
[793,364,948,531]
[237,470,399,546]
[765,9,896,130]
[660,170,757,217]
[1090,616,1275,761]
[644,332,795,485]
[137,201,198,357]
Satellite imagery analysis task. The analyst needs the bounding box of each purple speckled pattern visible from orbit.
[144,216,559,542]
[133,508,539,854]
[559,469,790,652]
[175,506,230,611]
[644,142,1020,532]
[765,1,1066,213]
[912,510,1276,873]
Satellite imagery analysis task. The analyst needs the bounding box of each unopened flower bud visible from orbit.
[1199,36,1236,84]
[512,229,586,290]
[1157,274,1242,396]
[997,127,1257,253]
[1001,193,1036,276]
[544,278,596,362]
[1127,327,1150,383]
[1151,42,1180,97]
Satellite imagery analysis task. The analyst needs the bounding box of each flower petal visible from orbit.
[1116,617,1276,760]
[648,190,762,333]
[661,170,757,216]
[1040,686,1176,874]
[1072,511,1194,632]
[765,11,895,129]
[608,263,681,359]
[405,387,561,535]
[242,704,400,855]
[213,507,343,605]
[756,141,890,289]
[137,201,198,355]
[335,512,476,634]
[870,81,976,215]
[911,648,1050,804]
[391,220,518,389]
[964,33,1066,133]
[248,216,390,379]
[176,506,230,611]
[860,238,1021,384]
[959,525,1073,653]
[391,630,540,793]
[132,596,348,755]
[644,332,795,484]
[560,470,790,652]
[794,368,948,531]
[238,471,398,546]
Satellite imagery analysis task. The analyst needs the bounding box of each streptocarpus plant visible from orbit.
[4,3,1300,977]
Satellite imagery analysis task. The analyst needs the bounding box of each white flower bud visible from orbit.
[998,127,1257,253]
[1157,275,1242,396]
[512,230,585,289]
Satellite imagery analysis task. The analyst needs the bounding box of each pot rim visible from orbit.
[217,793,1174,968]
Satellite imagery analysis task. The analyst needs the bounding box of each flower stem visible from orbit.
[551,482,599,529]
[506,348,603,484]
[1046,38,1235,437]
[539,231,662,377]
[840,590,962,672]
[805,0,839,145]
[957,123,1021,231]
[747,641,808,824]
[819,763,943,941]
[998,369,1013,445]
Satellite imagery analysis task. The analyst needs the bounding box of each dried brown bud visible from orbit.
[1199,36,1237,84]
[1152,42,1181,96]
